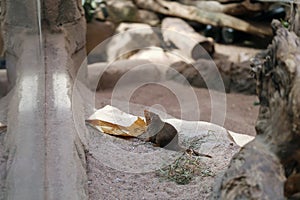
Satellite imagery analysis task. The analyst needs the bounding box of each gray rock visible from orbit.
[229,61,256,94]
[167,59,256,94]
[167,60,230,92]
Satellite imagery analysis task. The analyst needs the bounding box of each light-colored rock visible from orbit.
[215,43,260,64]
[106,23,161,62]
[91,48,197,91]
[136,9,160,26]
[128,47,189,66]
[88,59,164,91]
[162,17,215,60]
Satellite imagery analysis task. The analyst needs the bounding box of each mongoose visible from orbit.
[142,110,212,158]
[284,173,300,199]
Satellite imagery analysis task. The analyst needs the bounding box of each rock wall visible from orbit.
[1,0,89,199]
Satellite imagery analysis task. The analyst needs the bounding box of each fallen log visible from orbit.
[105,0,160,26]
[214,19,300,199]
[161,17,214,59]
[178,0,270,16]
[134,0,272,37]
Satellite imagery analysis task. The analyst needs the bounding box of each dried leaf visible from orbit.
[86,106,147,137]
[125,117,147,137]
[86,118,146,137]
[86,119,129,136]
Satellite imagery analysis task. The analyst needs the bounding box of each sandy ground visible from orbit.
[86,81,259,199]
[87,120,241,200]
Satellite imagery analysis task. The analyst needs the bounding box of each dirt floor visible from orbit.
[95,83,259,136]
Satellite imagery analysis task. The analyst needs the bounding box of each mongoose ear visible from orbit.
[144,110,151,125]
[143,109,148,114]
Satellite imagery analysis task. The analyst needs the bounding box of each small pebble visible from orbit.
[113,177,123,183]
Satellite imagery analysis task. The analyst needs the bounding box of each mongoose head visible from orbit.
[144,110,161,125]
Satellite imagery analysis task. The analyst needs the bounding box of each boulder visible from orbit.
[167,59,256,94]
[167,60,230,92]
[128,47,188,67]
[229,61,256,94]
[106,23,161,62]
[88,59,163,91]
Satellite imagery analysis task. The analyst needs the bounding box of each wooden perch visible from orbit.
[134,0,272,37]
[214,19,300,199]
[161,17,214,59]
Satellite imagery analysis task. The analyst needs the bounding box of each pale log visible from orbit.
[134,0,272,37]
[178,0,270,16]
